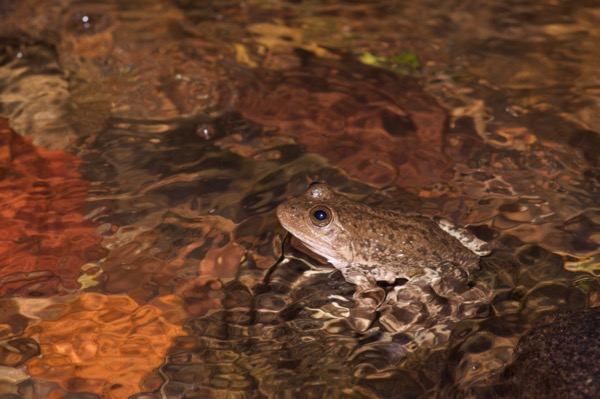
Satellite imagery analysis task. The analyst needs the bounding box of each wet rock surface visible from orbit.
[502,308,600,399]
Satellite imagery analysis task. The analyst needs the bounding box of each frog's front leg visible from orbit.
[342,269,385,331]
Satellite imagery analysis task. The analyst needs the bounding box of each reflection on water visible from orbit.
[0,0,599,398]
[237,51,471,188]
[0,118,107,297]
[24,294,185,398]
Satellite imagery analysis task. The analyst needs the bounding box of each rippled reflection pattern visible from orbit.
[0,118,107,297]
[0,0,599,398]
[24,294,185,398]
[238,53,483,188]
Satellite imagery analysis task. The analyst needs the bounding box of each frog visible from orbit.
[276,182,491,331]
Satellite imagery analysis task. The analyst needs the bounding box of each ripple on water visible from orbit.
[0,119,107,298]
[0,0,600,398]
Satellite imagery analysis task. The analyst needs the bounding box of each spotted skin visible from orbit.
[277,183,492,331]
[277,183,490,282]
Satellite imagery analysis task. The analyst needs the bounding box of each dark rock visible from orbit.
[503,308,600,399]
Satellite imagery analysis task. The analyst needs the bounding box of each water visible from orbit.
[0,0,599,398]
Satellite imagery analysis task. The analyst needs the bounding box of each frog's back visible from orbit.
[337,203,482,277]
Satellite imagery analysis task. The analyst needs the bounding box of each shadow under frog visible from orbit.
[277,182,492,333]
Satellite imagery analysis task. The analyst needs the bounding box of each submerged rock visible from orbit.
[503,308,600,399]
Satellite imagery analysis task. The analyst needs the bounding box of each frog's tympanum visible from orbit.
[277,183,491,332]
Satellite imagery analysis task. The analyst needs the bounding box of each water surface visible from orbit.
[0,1,599,398]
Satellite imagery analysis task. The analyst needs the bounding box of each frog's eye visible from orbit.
[309,205,333,227]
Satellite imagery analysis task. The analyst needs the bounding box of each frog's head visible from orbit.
[276,183,356,267]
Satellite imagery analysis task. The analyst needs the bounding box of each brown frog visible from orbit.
[276,182,491,331]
